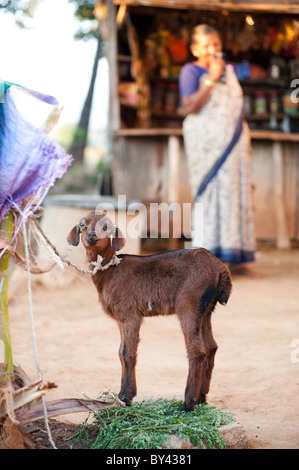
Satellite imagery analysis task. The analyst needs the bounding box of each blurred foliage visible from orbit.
[0,0,29,13]
[69,0,102,41]
[96,158,111,175]
[0,0,40,26]
[67,0,105,163]
[48,157,112,195]
[53,123,77,150]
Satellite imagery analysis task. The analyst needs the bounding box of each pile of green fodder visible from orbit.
[75,392,235,449]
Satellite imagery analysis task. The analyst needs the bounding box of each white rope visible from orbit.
[22,220,57,449]
[30,216,121,275]
[89,254,122,274]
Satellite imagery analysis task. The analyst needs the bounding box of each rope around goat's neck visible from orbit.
[30,215,121,276]
[4,209,122,276]
[89,254,122,275]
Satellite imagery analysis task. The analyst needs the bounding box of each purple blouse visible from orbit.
[179,63,207,99]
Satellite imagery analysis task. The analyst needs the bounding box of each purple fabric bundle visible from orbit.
[0,83,72,257]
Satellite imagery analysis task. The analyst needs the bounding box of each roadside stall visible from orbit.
[106,1,299,248]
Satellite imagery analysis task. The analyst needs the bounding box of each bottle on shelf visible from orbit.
[269,90,280,114]
[283,89,298,115]
[254,91,267,114]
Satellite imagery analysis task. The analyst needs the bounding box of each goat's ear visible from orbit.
[112,226,126,252]
[67,225,80,246]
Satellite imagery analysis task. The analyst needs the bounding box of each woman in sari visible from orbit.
[179,24,256,275]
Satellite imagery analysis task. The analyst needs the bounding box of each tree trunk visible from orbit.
[68,37,102,162]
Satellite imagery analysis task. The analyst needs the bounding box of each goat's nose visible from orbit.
[87,230,96,242]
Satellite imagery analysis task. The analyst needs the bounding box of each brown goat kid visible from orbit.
[67,210,232,412]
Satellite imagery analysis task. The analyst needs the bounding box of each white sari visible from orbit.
[183,65,255,264]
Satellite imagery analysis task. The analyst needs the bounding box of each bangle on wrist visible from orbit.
[203,78,217,87]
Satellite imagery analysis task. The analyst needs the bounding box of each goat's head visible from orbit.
[67,210,126,254]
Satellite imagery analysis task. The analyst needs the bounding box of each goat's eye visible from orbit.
[79,222,85,228]
[103,223,107,231]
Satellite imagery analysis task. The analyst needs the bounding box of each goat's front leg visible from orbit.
[178,311,206,412]
[117,317,141,406]
[198,312,218,405]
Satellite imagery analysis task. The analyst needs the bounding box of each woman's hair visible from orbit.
[191,24,219,45]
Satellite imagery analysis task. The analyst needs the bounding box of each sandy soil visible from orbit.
[7,247,299,449]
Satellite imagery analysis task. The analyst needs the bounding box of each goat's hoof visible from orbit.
[118,393,131,406]
[198,393,208,405]
[182,403,194,413]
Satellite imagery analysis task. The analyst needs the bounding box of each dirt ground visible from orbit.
[7,246,299,449]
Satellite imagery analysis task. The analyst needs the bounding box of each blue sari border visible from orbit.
[195,109,244,201]
[210,247,255,264]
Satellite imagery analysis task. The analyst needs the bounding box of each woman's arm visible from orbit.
[182,80,215,115]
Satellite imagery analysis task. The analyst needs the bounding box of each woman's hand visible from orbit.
[208,56,225,82]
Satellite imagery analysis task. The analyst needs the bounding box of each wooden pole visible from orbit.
[272,141,290,249]
[0,211,15,380]
[168,135,181,249]
[168,135,180,204]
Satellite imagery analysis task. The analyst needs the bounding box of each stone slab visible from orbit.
[165,423,248,449]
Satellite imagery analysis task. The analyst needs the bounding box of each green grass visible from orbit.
[75,392,235,449]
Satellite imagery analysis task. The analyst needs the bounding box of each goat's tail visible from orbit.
[216,269,232,306]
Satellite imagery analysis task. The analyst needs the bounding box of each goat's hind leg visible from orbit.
[117,318,141,406]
